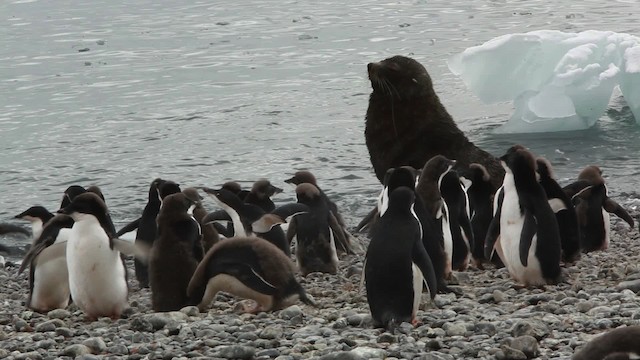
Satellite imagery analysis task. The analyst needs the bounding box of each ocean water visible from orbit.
[1,0,640,251]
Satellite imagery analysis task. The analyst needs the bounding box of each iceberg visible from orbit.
[448,30,640,133]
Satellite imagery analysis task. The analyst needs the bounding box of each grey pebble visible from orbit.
[47,309,71,319]
[35,319,64,332]
[279,305,303,320]
[82,337,107,354]
[62,344,92,357]
[509,335,539,358]
[218,345,256,359]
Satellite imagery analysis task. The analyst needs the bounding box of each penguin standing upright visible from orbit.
[149,192,203,312]
[463,163,495,267]
[18,214,74,312]
[14,206,55,241]
[285,171,354,254]
[378,166,450,294]
[485,145,562,286]
[288,183,341,275]
[58,192,129,319]
[416,155,456,279]
[183,188,220,253]
[187,236,315,313]
[563,166,634,252]
[536,158,581,262]
[365,186,437,330]
[439,170,474,271]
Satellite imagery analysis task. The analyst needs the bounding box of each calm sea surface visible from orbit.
[2,0,640,250]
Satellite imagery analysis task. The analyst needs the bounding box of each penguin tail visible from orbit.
[299,289,317,307]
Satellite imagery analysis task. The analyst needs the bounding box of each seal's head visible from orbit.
[367,55,434,99]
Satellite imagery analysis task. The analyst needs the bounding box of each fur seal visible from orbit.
[365,186,437,330]
[149,192,203,312]
[187,236,315,313]
[486,145,562,286]
[365,55,504,188]
[573,326,640,360]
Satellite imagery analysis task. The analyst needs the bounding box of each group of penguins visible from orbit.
[1,145,637,339]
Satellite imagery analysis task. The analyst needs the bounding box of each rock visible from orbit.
[131,317,154,332]
[62,344,92,357]
[143,312,188,330]
[319,352,365,360]
[417,352,454,360]
[82,337,107,354]
[351,347,386,359]
[493,290,507,303]
[55,327,73,337]
[107,344,129,355]
[256,348,281,358]
[497,345,527,360]
[279,305,303,320]
[260,325,283,339]
[474,322,498,336]
[35,319,64,332]
[511,320,549,340]
[509,335,539,358]
[218,345,256,359]
[443,322,467,336]
[47,309,71,319]
[377,332,396,343]
[180,306,200,317]
[617,279,640,292]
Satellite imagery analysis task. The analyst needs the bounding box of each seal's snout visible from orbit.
[367,62,380,78]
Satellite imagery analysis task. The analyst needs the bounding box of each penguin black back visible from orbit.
[439,170,473,271]
[465,163,495,266]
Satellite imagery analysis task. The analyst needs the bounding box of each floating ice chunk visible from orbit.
[448,30,640,133]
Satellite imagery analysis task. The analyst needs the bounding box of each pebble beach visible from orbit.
[1,209,638,360]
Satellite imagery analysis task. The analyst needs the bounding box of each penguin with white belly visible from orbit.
[14,206,55,240]
[485,145,562,286]
[365,186,437,331]
[58,192,129,320]
[439,170,474,271]
[18,214,74,312]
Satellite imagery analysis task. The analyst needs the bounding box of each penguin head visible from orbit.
[285,171,317,187]
[158,180,181,200]
[60,185,87,209]
[86,185,106,202]
[15,206,52,222]
[57,192,108,222]
[252,179,283,199]
[535,157,555,181]
[578,165,604,185]
[421,155,456,184]
[182,187,204,203]
[222,181,243,195]
[386,186,416,214]
[385,166,418,192]
[159,192,196,218]
[499,145,535,176]
[295,183,321,204]
[203,187,244,211]
[469,163,491,184]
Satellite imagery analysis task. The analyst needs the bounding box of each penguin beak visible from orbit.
[270,185,283,195]
[284,177,295,184]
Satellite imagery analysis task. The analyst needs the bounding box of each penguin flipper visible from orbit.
[19,239,52,274]
[562,180,592,199]
[219,262,279,295]
[270,203,310,220]
[412,240,438,299]
[202,210,232,225]
[111,238,151,262]
[115,218,140,237]
[329,212,353,255]
[484,207,502,260]
[604,198,634,227]
[354,206,378,233]
[286,216,297,245]
[519,210,537,267]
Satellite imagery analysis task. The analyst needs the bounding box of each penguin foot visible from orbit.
[411,318,421,327]
[240,300,265,314]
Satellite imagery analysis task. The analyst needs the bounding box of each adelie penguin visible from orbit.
[485,145,563,286]
[244,179,283,213]
[439,169,474,271]
[285,170,355,254]
[182,188,220,253]
[378,166,450,294]
[462,163,496,267]
[187,236,315,313]
[572,326,640,360]
[416,155,456,280]
[536,158,581,262]
[563,165,634,253]
[149,192,204,312]
[365,186,437,331]
[14,206,54,240]
[201,187,305,256]
[287,183,344,276]
[116,178,180,288]
[58,192,130,319]
[18,214,74,312]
